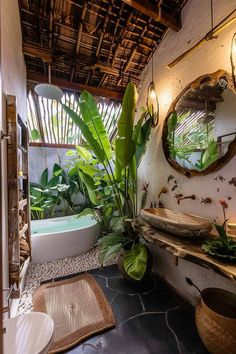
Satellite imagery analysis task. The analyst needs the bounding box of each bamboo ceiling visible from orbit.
[19,0,186,100]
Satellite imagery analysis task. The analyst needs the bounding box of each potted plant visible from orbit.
[202,199,236,262]
[61,82,155,281]
[202,221,236,262]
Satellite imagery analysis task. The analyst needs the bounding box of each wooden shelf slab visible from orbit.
[131,220,236,282]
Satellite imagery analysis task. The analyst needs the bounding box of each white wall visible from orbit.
[1,0,27,289]
[137,0,236,302]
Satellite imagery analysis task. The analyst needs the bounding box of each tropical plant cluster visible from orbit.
[62,83,153,280]
[30,163,85,220]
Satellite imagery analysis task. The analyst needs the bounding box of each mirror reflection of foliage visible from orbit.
[62,83,153,280]
[30,163,85,220]
[167,109,218,171]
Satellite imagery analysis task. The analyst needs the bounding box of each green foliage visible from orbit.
[202,221,236,261]
[63,82,152,221]
[115,82,137,168]
[167,109,219,171]
[195,140,218,170]
[135,118,152,166]
[61,83,153,279]
[31,129,41,141]
[79,91,112,160]
[62,104,106,163]
[98,233,127,264]
[30,163,84,220]
[123,243,148,281]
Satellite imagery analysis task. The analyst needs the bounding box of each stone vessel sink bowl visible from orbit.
[140,208,212,238]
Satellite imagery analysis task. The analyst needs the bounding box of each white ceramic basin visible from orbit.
[3,312,54,354]
[140,208,212,238]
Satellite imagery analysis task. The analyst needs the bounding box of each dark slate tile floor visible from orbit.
[62,265,208,354]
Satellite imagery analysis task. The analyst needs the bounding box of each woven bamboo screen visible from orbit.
[27,89,121,145]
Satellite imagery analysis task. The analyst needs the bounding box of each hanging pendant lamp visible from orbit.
[146,53,159,127]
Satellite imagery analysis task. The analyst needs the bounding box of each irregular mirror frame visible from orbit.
[162,70,236,177]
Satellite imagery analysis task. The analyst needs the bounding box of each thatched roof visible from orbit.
[19,0,186,100]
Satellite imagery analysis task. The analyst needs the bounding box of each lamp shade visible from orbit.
[147,81,159,127]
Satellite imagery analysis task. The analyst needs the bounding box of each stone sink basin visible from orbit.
[140,208,212,238]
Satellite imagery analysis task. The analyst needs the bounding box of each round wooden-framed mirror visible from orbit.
[162,70,236,178]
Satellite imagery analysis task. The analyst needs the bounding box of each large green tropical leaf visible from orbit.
[202,140,218,168]
[62,104,106,163]
[115,82,137,167]
[114,158,122,181]
[123,243,148,281]
[76,145,92,161]
[133,112,145,144]
[79,91,112,160]
[77,161,100,176]
[135,118,152,166]
[40,168,48,187]
[79,170,99,205]
[53,163,63,177]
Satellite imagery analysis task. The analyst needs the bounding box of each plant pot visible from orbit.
[195,288,236,354]
[117,244,153,283]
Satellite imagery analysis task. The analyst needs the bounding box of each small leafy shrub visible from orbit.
[202,221,236,262]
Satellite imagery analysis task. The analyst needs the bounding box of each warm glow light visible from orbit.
[149,87,157,100]
[159,90,172,107]
[146,81,159,127]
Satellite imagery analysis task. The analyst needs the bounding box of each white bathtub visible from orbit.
[31,215,100,263]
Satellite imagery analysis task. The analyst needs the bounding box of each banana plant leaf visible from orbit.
[202,140,218,167]
[62,104,106,163]
[115,82,137,167]
[135,118,152,166]
[133,112,145,144]
[76,145,92,161]
[79,91,112,161]
[79,170,99,205]
[77,161,100,176]
[123,243,148,281]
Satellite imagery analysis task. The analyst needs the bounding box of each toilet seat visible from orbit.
[3,312,54,354]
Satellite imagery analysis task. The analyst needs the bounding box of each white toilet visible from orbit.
[3,312,54,354]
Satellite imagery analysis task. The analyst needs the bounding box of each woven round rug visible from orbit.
[33,273,115,353]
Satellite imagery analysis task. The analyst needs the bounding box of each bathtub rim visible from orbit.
[31,214,100,237]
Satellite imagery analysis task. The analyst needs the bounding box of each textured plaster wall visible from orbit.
[137,0,236,302]
[1,0,27,288]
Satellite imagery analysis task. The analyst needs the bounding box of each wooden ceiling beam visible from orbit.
[27,72,124,100]
[121,0,181,31]
[23,43,52,63]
